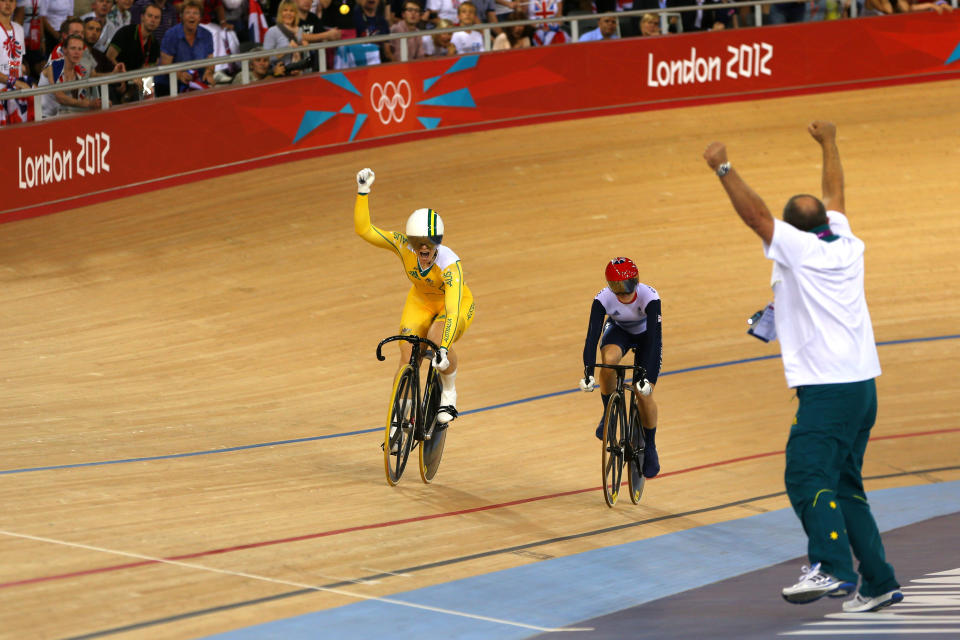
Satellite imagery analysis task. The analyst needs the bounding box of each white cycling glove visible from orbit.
[635,379,653,396]
[579,376,596,392]
[432,347,450,372]
[356,168,375,194]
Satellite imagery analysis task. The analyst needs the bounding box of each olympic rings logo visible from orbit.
[369,80,412,125]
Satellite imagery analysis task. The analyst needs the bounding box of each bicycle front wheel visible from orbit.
[601,393,625,507]
[384,365,417,486]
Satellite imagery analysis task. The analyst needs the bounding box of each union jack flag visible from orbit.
[183,69,210,91]
[533,23,569,46]
[528,0,560,21]
[0,94,32,125]
[247,0,269,44]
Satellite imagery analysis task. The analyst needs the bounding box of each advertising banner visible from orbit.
[4,12,960,221]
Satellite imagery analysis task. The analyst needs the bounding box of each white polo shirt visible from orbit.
[763,210,881,388]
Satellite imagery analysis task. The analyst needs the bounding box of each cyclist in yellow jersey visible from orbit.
[354,168,475,423]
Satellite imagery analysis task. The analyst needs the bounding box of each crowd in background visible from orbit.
[0,0,955,123]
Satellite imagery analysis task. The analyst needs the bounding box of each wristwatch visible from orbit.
[716,162,731,178]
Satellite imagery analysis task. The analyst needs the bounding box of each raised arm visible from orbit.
[808,120,844,214]
[703,142,774,244]
[353,168,402,254]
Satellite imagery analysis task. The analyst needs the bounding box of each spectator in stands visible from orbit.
[1,0,30,92]
[494,0,527,23]
[526,0,567,46]
[296,0,339,70]
[896,0,953,12]
[231,45,286,80]
[670,0,734,31]
[638,11,659,34]
[352,0,391,61]
[525,0,562,22]
[767,0,805,23]
[131,0,177,45]
[80,17,115,73]
[82,0,115,50]
[158,0,215,94]
[107,0,160,101]
[451,1,483,53]
[491,10,531,48]
[707,0,737,27]
[388,0,427,60]
[46,15,82,64]
[631,0,685,32]
[426,0,461,22]
[322,0,356,30]
[264,0,304,69]
[42,0,73,52]
[199,0,231,28]
[221,0,248,38]
[421,16,454,55]
[469,0,498,25]
[78,16,119,101]
[579,13,617,40]
[38,33,100,116]
[13,0,45,79]
[99,0,133,50]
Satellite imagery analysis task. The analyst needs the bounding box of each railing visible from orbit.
[3,0,956,120]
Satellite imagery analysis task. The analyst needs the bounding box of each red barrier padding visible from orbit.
[4,12,959,221]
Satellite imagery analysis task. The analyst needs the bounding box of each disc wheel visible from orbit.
[384,366,416,486]
[627,406,646,505]
[419,370,447,484]
[601,393,625,507]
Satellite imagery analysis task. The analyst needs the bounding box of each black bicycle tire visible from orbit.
[384,366,417,486]
[601,393,624,507]
[419,368,446,484]
[628,401,646,504]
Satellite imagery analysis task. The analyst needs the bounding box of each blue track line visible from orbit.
[4,333,957,476]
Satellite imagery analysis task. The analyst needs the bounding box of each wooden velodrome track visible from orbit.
[2,78,960,640]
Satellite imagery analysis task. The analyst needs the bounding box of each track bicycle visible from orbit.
[376,335,448,486]
[594,356,647,507]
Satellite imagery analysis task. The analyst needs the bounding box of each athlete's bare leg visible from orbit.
[597,344,622,394]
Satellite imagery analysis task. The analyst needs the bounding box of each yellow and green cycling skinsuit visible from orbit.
[354,194,474,348]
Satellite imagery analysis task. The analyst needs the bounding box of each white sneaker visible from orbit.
[437,389,457,424]
[781,563,855,604]
[842,589,903,612]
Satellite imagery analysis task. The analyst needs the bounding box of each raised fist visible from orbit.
[356,168,375,194]
[807,121,837,145]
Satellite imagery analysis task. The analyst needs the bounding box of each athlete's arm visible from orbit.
[637,298,662,375]
[440,260,466,349]
[582,299,607,379]
[809,121,845,214]
[703,142,774,244]
[354,194,401,255]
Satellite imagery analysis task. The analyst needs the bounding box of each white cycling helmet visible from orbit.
[405,208,444,247]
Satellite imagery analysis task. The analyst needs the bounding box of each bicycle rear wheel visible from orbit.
[384,365,417,486]
[419,369,446,484]
[601,393,625,507]
[627,403,646,505]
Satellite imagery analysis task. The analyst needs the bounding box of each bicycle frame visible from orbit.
[376,334,442,441]
[594,350,648,506]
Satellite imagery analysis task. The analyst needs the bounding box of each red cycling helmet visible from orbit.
[605,257,639,295]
